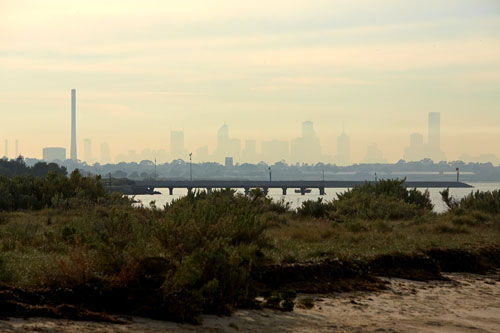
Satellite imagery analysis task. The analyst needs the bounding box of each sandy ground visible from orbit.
[1,272,499,333]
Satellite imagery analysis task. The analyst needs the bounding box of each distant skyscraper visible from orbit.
[100,142,111,164]
[4,139,8,158]
[70,89,77,161]
[170,130,186,160]
[195,145,209,162]
[363,143,386,164]
[242,139,257,163]
[291,121,321,163]
[336,128,351,166]
[428,112,440,151]
[261,139,289,163]
[15,140,18,157]
[427,112,446,162]
[83,139,92,163]
[404,133,425,161]
[215,124,240,162]
[43,147,66,161]
[302,121,315,139]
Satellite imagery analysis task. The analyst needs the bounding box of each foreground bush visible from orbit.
[0,189,271,323]
[155,190,271,322]
[441,188,500,216]
[297,179,433,220]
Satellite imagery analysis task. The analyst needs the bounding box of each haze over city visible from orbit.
[1,0,500,164]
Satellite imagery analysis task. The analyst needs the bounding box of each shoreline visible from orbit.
[2,271,499,332]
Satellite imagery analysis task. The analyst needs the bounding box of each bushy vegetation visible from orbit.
[297,179,433,220]
[155,189,274,321]
[0,169,129,211]
[441,188,500,215]
[0,174,498,323]
[0,186,281,323]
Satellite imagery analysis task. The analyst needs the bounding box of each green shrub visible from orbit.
[295,179,433,221]
[0,170,131,211]
[441,189,500,224]
[296,198,333,218]
[154,190,270,322]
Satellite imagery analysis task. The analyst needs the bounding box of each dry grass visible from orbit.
[264,215,500,263]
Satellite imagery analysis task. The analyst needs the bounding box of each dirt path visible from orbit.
[1,272,499,332]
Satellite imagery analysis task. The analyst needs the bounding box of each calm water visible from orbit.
[133,182,500,213]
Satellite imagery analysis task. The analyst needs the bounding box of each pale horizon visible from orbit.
[1,0,500,164]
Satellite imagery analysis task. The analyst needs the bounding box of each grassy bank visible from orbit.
[0,176,499,322]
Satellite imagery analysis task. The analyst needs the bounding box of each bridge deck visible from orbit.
[134,180,473,189]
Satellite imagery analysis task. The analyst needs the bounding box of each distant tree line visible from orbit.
[0,157,67,177]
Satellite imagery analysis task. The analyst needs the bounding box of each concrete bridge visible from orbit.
[131,180,473,196]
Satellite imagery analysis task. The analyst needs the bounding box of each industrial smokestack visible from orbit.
[70,89,77,161]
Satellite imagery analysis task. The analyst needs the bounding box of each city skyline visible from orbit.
[16,89,498,166]
[1,1,499,163]
[2,103,500,165]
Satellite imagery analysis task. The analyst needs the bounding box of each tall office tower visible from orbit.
[15,140,18,157]
[428,112,440,151]
[70,89,77,161]
[404,133,425,161]
[302,121,315,139]
[214,123,240,162]
[427,112,446,161]
[4,139,7,158]
[291,121,321,163]
[195,145,209,162]
[336,129,351,166]
[100,142,111,164]
[242,139,257,163]
[170,130,186,160]
[216,124,229,158]
[261,139,289,163]
[83,139,92,163]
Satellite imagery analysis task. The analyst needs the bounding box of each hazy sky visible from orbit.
[1,0,500,162]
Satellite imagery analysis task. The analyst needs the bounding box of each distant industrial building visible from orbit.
[225,157,234,167]
[43,147,66,162]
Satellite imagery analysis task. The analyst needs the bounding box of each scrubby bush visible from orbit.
[296,179,433,221]
[441,188,500,215]
[154,189,270,322]
[331,179,432,221]
[296,198,333,218]
[0,170,131,211]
